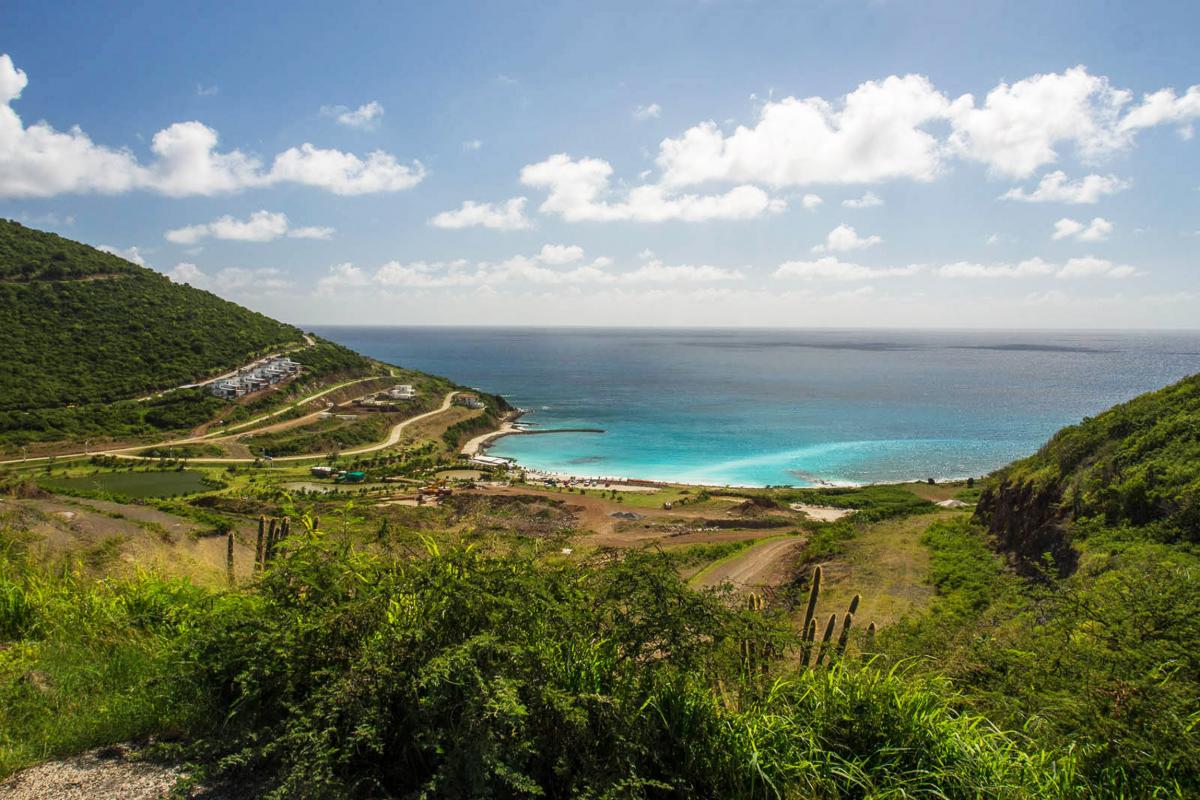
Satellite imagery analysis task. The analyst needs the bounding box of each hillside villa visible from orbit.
[209,356,301,399]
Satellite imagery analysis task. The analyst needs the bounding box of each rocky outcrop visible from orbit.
[974,479,1079,579]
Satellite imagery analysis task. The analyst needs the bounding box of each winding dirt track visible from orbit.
[692,536,806,589]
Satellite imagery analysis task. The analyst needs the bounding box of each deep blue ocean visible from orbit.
[311,327,1200,487]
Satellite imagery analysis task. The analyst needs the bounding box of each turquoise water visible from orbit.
[312,327,1200,487]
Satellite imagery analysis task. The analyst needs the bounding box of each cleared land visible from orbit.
[810,510,952,630]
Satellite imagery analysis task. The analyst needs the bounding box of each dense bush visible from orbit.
[289,341,374,378]
[175,537,1072,799]
[778,484,935,520]
[243,415,391,457]
[0,523,1077,798]
[0,389,224,447]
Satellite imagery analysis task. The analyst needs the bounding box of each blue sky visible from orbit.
[2,0,1198,327]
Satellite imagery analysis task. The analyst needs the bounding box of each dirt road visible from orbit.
[692,536,805,589]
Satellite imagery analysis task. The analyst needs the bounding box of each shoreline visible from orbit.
[463,411,975,491]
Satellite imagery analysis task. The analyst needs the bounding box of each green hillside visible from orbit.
[975,373,1200,576]
[889,375,1200,794]
[995,373,1198,536]
[0,219,303,412]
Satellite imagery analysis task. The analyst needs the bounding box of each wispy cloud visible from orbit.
[633,103,662,120]
[321,101,385,130]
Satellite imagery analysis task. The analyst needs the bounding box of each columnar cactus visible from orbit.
[814,613,837,666]
[796,568,874,668]
[226,530,235,585]
[255,516,266,571]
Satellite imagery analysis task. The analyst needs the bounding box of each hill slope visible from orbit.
[975,372,1200,572]
[0,219,302,412]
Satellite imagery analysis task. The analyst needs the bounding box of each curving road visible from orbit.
[0,390,462,466]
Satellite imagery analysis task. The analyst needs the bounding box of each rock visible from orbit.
[974,479,1079,578]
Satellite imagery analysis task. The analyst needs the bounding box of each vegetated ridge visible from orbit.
[0,219,302,412]
[0,221,383,450]
[975,372,1200,575]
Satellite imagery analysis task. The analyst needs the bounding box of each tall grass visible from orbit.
[0,527,207,776]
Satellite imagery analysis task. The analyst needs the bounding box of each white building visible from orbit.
[387,384,416,400]
[454,393,485,410]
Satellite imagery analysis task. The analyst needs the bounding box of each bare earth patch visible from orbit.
[692,536,806,590]
[789,503,854,522]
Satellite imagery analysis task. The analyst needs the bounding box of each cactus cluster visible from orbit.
[740,592,774,676]
[797,565,874,668]
[737,566,876,677]
[255,515,301,570]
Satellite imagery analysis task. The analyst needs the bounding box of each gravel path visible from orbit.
[0,746,190,800]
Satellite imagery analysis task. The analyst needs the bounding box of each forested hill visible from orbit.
[976,372,1200,573]
[0,219,302,411]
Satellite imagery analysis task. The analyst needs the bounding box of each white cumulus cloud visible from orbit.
[321,101,385,130]
[1056,256,1137,279]
[633,103,662,121]
[520,153,783,223]
[267,144,423,195]
[937,258,1057,278]
[536,243,584,264]
[937,255,1136,279]
[0,54,423,198]
[812,224,882,253]
[801,193,823,210]
[167,262,207,285]
[1052,217,1112,242]
[650,66,1200,191]
[318,247,744,292]
[428,197,532,231]
[96,244,147,266]
[842,191,883,208]
[657,74,953,187]
[165,210,334,244]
